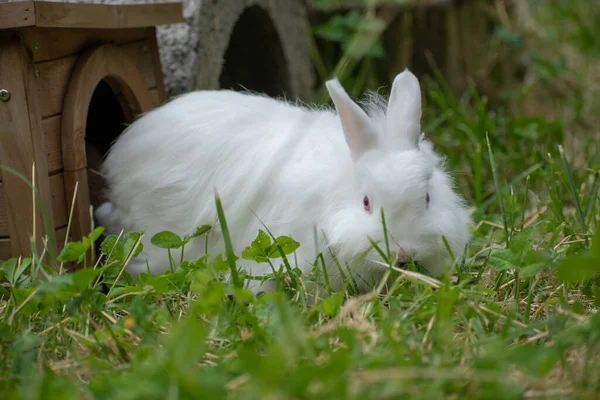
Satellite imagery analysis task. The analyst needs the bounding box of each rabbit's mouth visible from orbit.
[394,250,411,268]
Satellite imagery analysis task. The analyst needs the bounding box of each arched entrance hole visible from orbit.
[85,79,129,210]
[219,5,291,97]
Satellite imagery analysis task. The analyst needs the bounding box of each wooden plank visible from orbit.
[22,26,154,63]
[148,27,166,104]
[0,32,54,259]
[50,173,67,229]
[36,55,78,118]
[0,183,8,236]
[24,31,58,258]
[0,237,10,261]
[34,2,184,29]
[42,115,62,174]
[120,39,156,89]
[63,168,91,263]
[55,225,68,250]
[149,88,162,108]
[37,39,158,120]
[0,1,35,30]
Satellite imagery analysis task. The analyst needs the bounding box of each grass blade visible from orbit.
[584,170,600,223]
[486,133,509,246]
[558,145,587,233]
[214,191,242,288]
[0,165,56,269]
[520,175,531,229]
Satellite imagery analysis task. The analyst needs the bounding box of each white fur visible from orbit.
[98,69,472,292]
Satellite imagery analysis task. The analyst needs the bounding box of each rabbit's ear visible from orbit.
[386,69,422,150]
[326,78,378,161]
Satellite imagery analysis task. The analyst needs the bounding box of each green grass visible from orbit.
[2,1,600,399]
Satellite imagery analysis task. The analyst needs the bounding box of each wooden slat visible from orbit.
[0,237,10,261]
[37,39,157,119]
[55,225,68,249]
[50,173,68,228]
[25,45,59,259]
[149,88,162,108]
[0,227,69,262]
[22,26,154,63]
[34,2,184,29]
[42,115,62,174]
[148,27,166,104]
[0,32,54,258]
[0,183,8,236]
[37,55,78,118]
[63,168,91,264]
[120,40,156,89]
[0,1,35,30]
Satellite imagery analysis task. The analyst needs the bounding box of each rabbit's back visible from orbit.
[101,90,351,275]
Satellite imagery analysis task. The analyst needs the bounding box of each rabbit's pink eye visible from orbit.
[426,192,430,208]
[363,196,371,213]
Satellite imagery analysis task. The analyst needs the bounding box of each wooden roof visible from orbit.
[0,1,184,30]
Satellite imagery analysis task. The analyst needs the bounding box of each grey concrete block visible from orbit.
[193,0,315,101]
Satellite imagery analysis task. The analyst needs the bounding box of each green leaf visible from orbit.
[14,332,42,353]
[232,286,254,303]
[489,227,548,274]
[71,268,103,291]
[184,225,212,242]
[123,232,144,258]
[106,285,147,300]
[190,270,213,295]
[242,231,300,263]
[100,235,125,262]
[267,236,301,259]
[341,10,362,28]
[166,316,206,370]
[11,287,40,316]
[489,249,519,271]
[191,282,225,316]
[509,344,559,377]
[58,227,104,263]
[57,241,87,263]
[317,292,345,317]
[242,230,272,263]
[89,226,105,242]
[150,231,183,249]
[509,226,536,254]
[364,40,385,59]
[141,274,174,296]
[36,275,74,299]
[557,254,600,283]
[519,262,549,278]
[212,253,238,273]
[1,257,32,287]
[315,23,346,42]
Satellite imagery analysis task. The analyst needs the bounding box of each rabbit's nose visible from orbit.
[395,250,411,268]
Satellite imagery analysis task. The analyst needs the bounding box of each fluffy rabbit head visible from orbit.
[324,69,471,279]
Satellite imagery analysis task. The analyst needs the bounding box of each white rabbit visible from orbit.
[96,69,471,293]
